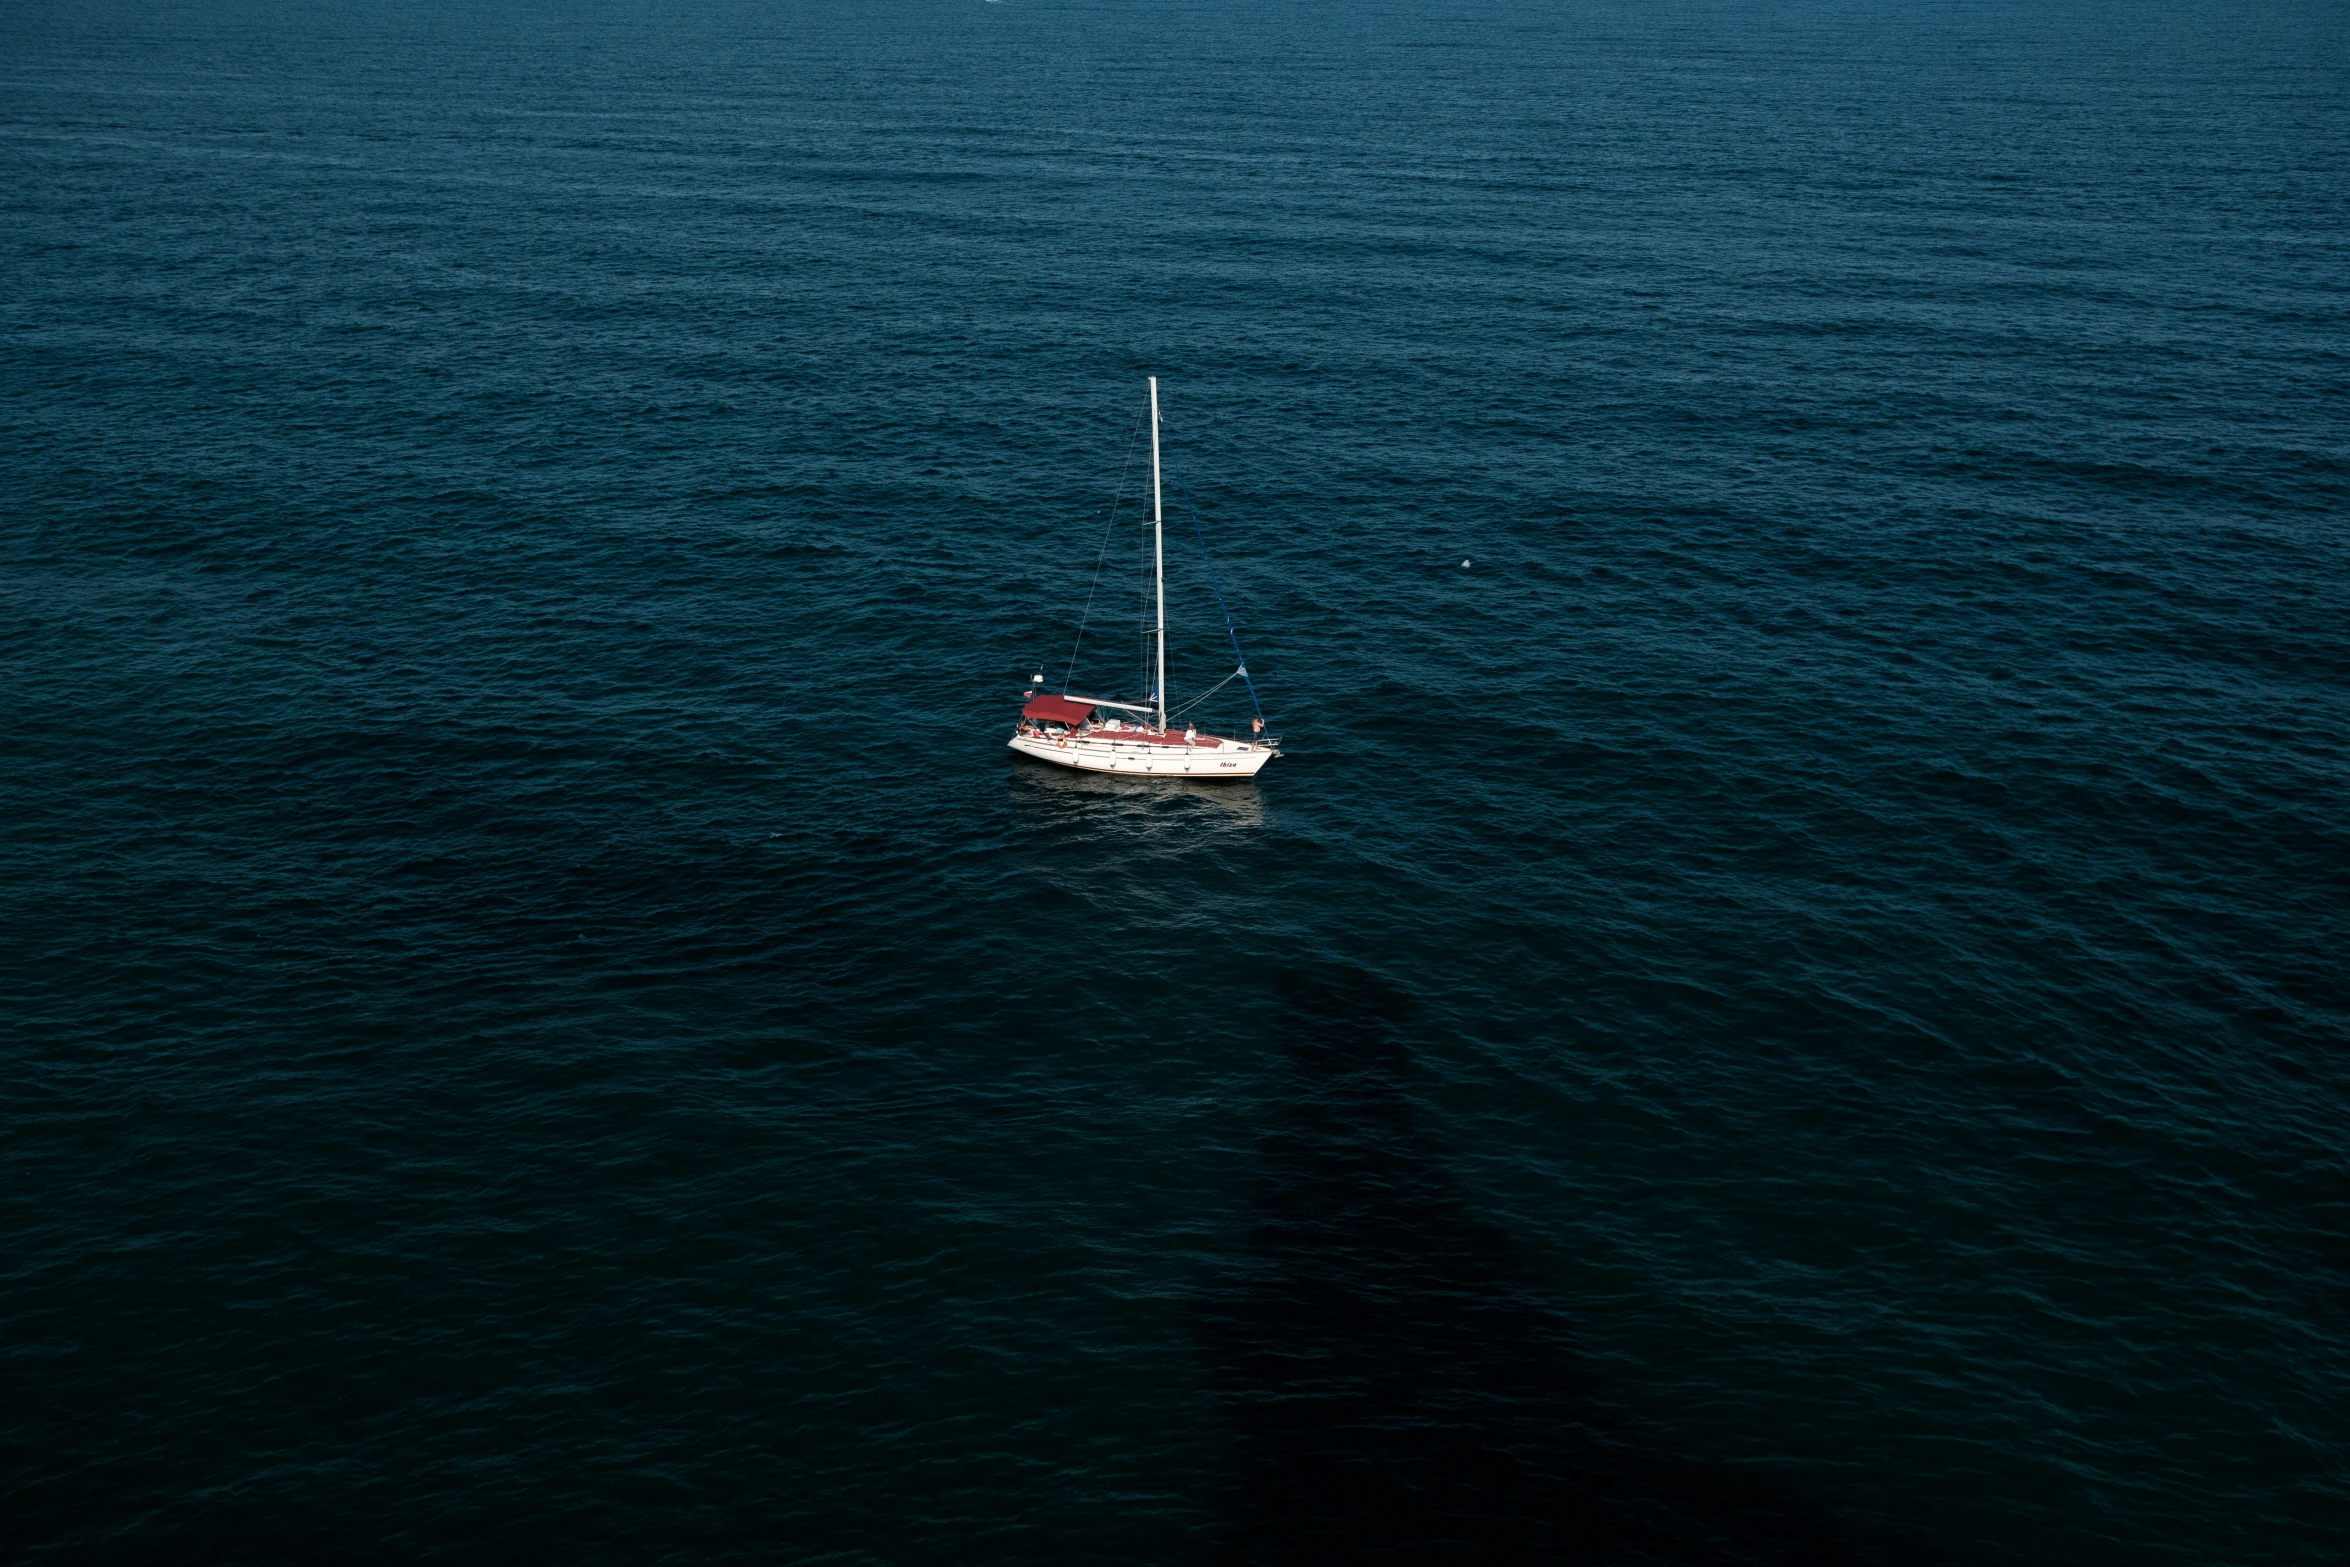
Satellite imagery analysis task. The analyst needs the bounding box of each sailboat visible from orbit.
[1009,378,1279,780]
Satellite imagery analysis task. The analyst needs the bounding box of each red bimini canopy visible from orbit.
[1022,694,1096,727]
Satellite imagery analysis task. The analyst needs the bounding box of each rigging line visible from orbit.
[1138,434,1152,707]
[1165,445,1265,724]
[1167,664,1246,720]
[1060,404,1147,694]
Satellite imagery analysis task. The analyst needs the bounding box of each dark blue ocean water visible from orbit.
[5,1,2347,1561]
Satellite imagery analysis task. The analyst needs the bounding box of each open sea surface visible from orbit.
[4,1,2347,1561]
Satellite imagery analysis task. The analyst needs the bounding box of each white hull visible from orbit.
[1008,731,1274,779]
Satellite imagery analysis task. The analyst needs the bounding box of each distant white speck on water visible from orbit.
[1462,559,1471,567]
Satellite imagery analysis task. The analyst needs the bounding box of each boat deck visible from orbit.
[1029,725,1241,749]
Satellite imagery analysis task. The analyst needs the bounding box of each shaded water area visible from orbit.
[1205,967,1871,1564]
[4,0,2347,1562]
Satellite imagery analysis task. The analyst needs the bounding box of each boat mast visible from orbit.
[1150,375,1166,732]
